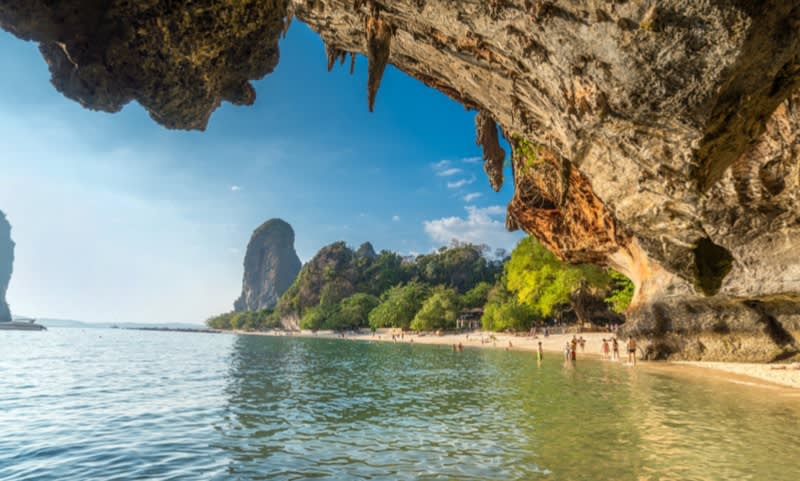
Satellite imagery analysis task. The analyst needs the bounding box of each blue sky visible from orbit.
[0,23,522,324]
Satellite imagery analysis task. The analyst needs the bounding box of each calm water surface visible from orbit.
[1,328,798,480]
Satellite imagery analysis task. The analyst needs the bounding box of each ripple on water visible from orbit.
[1,330,799,481]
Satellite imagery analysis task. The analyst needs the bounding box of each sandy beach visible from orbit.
[232,328,800,391]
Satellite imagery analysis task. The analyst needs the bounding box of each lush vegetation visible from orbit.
[206,308,279,331]
[285,242,503,331]
[208,238,635,333]
[482,237,634,331]
[368,282,430,330]
[410,287,460,331]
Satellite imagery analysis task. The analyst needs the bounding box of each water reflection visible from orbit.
[216,335,800,481]
[2,330,798,481]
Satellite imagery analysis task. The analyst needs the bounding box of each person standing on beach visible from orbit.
[627,337,637,366]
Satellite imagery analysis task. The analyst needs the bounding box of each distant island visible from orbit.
[33,318,208,331]
[1,210,15,323]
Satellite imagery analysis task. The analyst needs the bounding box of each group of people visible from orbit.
[562,335,585,362]
[554,335,638,365]
[599,337,637,364]
[601,337,621,361]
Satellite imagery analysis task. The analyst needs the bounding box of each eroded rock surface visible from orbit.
[0,211,14,323]
[234,219,301,312]
[0,0,290,129]
[3,0,800,360]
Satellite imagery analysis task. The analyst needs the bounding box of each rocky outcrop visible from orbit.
[234,219,301,312]
[3,1,800,360]
[356,242,377,260]
[0,1,289,129]
[0,211,14,323]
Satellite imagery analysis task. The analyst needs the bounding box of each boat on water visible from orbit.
[0,318,47,331]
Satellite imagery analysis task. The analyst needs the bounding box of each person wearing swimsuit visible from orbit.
[627,337,637,366]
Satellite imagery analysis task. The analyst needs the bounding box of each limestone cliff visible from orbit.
[3,1,800,360]
[234,219,301,312]
[0,210,14,323]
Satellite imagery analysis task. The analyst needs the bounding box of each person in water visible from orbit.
[564,342,571,361]
[602,338,610,360]
[612,337,620,361]
[537,341,543,362]
[627,337,637,365]
[570,337,578,361]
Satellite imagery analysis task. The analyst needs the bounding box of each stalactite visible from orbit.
[283,9,293,38]
[475,111,506,192]
[365,13,392,112]
[325,42,348,72]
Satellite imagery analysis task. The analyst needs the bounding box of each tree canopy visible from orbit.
[410,287,460,331]
[505,237,611,318]
[368,282,430,330]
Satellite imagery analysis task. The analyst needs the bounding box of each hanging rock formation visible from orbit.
[234,219,302,312]
[0,211,14,323]
[3,1,800,360]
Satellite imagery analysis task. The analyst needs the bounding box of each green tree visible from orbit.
[300,305,336,331]
[368,282,430,330]
[412,243,501,292]
[605,270,635,313]
[505,237,610,318]
[331,293,380,330]
[410,287,460,331]
[461,281,492,308]
[361,251,407,295]
[481,298,536,332]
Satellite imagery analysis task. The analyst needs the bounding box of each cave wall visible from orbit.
[2,0,800,359]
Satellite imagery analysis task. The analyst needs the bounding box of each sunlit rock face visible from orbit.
[234,219,301,312]
[0,211,14,322]
[3,0,800,360]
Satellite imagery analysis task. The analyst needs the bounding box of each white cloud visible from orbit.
[436,167,463,177]
[423,205,522,252]
[392,215,400,222]
[447,177,475,189]
[432,159,451,170]
[463,192,482,202]
[230,185,241,192]
[461,156,482,164]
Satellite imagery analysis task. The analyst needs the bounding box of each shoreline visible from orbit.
[227,328,800,391]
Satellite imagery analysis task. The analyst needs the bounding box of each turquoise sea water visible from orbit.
[1,328,798,481]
